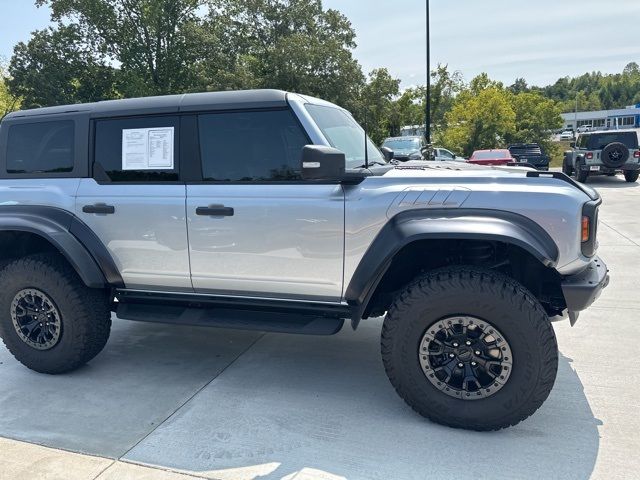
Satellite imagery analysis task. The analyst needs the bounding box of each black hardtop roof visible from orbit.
[4,89,290,120]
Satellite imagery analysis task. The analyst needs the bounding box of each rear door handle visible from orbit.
[82,203,115,214]
[196,205,234,217]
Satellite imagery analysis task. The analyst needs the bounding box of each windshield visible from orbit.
[305,104,386,168]
[382,138,421,151]
[588,132,638,150]
[472,150,510,159]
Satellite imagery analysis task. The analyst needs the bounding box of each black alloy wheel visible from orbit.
[419,316,512,400]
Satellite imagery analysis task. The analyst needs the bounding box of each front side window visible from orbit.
[7,121,74,174]
[94,116,180,182]
[305,104,386,168]
[198,110,309,182]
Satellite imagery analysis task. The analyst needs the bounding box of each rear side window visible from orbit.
[6,121,74,174]
[588,132,639,150]
[198,110,308,182]
[94,116,180,182]
[577,135,589,148]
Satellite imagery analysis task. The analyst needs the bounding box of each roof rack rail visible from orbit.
[526,170,599,200]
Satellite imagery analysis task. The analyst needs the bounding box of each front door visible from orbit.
[76,115,191,291]
[186,109,344,302]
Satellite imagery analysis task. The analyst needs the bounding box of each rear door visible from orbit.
[76,115,191,291]
[186,109,344,302]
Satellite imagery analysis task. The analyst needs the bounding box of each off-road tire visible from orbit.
[381,267,558,431]
[562,156,574,176]
[624,171,639,183]
[0,253,111,374]
[601,142,629,168]
[575,161,589,183]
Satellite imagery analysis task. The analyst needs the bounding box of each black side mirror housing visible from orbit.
[380,147,394,161]
[301,145,347,181]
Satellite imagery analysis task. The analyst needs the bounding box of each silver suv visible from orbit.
[0,90,609,431]
[563,129,640,183]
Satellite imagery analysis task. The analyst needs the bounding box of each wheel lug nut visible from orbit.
[475,351,481,355]
[465,341,471,346]
[458,363,464,368]
[471,361,477,366]
[449,353,455,358]
[452,342,459,347]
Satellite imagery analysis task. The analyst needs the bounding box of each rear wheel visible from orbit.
[381,267,558,431]
[0,254,111,374]
[624,171,639,183]
[575,161,589,183]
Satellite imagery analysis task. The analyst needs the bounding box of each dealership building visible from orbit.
[561,104,640,130]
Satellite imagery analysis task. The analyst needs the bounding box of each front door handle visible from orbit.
[196,205,234,217]
[83,203,115,214]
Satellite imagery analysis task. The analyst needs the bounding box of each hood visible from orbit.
[380,160,599,200]
[383,160,531,178]
[392,148,421,157]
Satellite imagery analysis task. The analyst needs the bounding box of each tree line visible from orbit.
[1,0,638,156]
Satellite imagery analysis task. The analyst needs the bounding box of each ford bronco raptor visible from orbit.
[563,129,640,183]
[0,90,609,431]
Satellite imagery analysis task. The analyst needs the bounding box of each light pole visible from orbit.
[425,0,431,146]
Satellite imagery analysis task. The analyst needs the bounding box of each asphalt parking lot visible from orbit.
[0,174,639,480]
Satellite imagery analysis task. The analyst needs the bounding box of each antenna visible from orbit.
[364,108,369,169]
[425,0,431,146]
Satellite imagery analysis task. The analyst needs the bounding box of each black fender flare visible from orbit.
[0,205,124,288]
[344,208,559,321]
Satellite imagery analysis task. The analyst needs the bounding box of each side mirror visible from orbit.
[380,147,394,161]
[570,142,576,148]
[301,145,346,181]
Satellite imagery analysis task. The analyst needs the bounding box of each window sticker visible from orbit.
[122,127,174,170]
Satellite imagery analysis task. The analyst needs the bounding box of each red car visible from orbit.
[468,149,514,166]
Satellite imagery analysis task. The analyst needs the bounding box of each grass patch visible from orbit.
[549,140,572,168]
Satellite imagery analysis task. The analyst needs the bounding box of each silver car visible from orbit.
[0,90,608,431]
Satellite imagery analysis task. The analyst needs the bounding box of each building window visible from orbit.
[621,117,635,126]
[592,119,605,128]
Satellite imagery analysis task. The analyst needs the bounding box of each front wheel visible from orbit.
[381,267,558,431]
[624,171,639,183]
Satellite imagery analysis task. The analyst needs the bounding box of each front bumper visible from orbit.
[561,256,610,325]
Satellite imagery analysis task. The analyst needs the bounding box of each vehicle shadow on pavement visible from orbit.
[0,318,600,480]
[118,319,600,480]
[584,175,640,189]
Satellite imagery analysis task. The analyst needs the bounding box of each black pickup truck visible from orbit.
[508,143,550,171]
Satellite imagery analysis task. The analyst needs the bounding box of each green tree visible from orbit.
[35,0,207,97]
[1,60,22,118]
[508,77,529,94]
[441,76,515,156]
[214,0,364,108]
[354,68,400,144]
[9,25,117,108]
[506,91,562,153]
[388,87,424,136]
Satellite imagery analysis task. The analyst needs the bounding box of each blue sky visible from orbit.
[2,0,640,88]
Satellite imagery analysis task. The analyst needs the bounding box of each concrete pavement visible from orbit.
[0,175,639,480]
